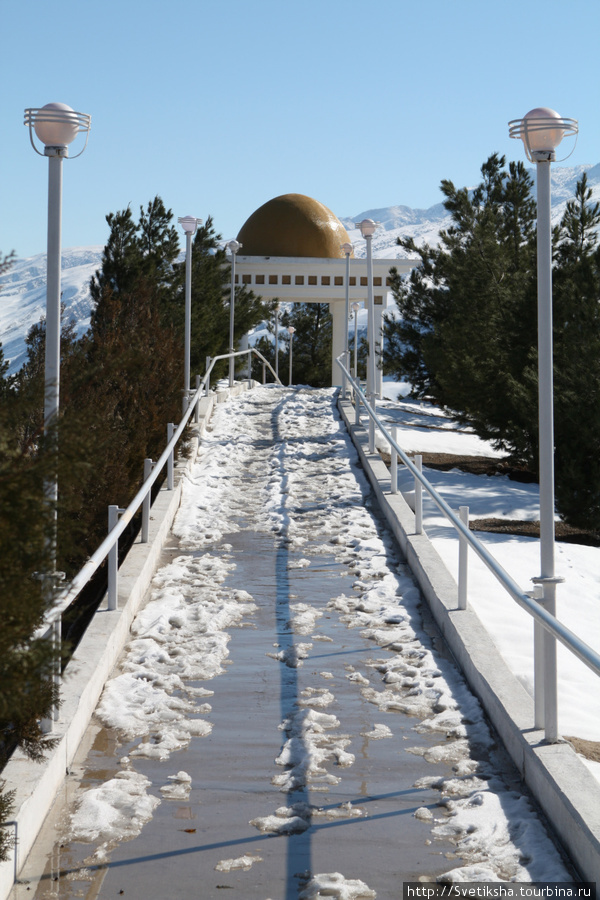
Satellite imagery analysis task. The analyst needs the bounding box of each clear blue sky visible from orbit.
[2,0,599,259]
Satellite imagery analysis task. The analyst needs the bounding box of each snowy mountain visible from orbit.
[2,164,599,374]
[1,246,103,374]
[345,162,600,260]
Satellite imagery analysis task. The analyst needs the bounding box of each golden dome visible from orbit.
[236,193,354,259]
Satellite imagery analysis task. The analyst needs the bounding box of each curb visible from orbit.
[338,396,600,883]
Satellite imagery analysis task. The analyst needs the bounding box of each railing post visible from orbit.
[368,392,376,453]
[354,384,361,426]
[167,423,175,491]
[458,505,469,610]
[247,349,252,385]
[108,504,125,611]
[142,458,154,542]
[534,580,559,742]
[41,615,61,733]
[390,425,398,494]
[414,454,423,534]
[205,357,211,396]
[194,374,201,424]
[262,361,266,384]
[531,584,545,730]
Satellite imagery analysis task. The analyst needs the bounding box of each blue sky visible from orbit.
[2,0,599,259]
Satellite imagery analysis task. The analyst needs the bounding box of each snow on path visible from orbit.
[66,386,571,889]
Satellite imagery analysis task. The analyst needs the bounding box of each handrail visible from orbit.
[35,347,281,639]
[336,354,600,738]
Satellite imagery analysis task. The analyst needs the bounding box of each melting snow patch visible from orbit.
[267,641,313,668]
[299,872,376,899]
[361,724,392,740]
[273,708,354,791]
[250,811,310,834]
[160,771,192,800]
[69,771,159,844]
[215,854,262,872]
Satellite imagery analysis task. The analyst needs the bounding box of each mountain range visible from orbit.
[2,164,599,375]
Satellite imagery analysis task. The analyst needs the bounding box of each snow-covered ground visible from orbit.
[378,381,600,766]
[49,386,577,894]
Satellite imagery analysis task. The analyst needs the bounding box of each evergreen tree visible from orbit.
[0,251,62,861]
[552,174,600,529]
[383,159,600,531]
[90,197,179,331]
[279,303,332,387]
[383,154,539,462]
[89,206,139,306]
[0,342,14,401]
[175,217,275,383]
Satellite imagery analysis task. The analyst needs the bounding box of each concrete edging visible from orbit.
[0,383,255,900]
[338,396,600,883]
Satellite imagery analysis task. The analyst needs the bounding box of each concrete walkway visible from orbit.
[12,387,572,899]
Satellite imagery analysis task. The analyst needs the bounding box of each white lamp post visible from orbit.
[24,102,91,566]
[352,301,362,379]
[341,242,353,399]
[357,219,378,401]
[509,106,577,741]
[227,240,242,388]
[274,303,281,380]
[178,216,202,413]
[288,326,296,386]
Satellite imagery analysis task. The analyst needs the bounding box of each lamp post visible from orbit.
[288,326,296,386]
[509,106,578,741]
[341,241,353,399]
[352,302,362,379]
[274,303,281,380]
[227,240,242,388]
[24,101,91,568]
[178,216,202,413]
[357,219,378,401]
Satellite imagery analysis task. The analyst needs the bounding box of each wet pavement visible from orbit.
[12,387,571,899]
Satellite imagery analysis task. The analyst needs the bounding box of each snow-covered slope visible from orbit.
[1,246,102,374]
[2,164,599,374]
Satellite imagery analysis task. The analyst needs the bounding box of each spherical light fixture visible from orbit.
[178,215,201,236]
[509,107,577,162]
[357,218,377,238]
[25,102,91,157]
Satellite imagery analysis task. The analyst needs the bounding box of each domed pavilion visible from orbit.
[232,193,414,387]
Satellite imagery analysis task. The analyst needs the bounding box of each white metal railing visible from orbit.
[37,347,281,727]
[336,354,600,743]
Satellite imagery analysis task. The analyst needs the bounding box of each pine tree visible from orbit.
[552,174,600,529]
[174,217,275,383]
[383,154,538,462]
[279,303,332,387]
[0,252,62,861]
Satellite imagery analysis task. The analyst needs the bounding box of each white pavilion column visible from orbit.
[330,300,346,387]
